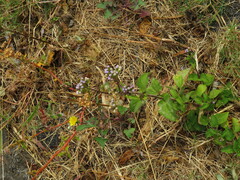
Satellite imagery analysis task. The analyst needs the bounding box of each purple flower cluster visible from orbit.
[76,77,89,94]
[121,85,135,93]
[104,65,122,80]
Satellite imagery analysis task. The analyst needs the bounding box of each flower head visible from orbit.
[69,116,78,126]
[104,65,122,81]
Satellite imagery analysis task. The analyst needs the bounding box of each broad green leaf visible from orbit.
[196,84,207,96]
[158,100,178,122]
[127,96,145,112]
[199,115,209,126]
[124,128,135,138]
[232,118,240,133]
[94,137,108,148]
[117,106,128,115]
[233,138,240,154]
[216,98,229,108]
[188,73,199,81]
[170,89,178,98]
[77,124,96,131]
[200,73,214,86]
[209,89,223,99]
[97,2,107,9]
[184,110,205,131]
[97,1,113,9]
[222,128,235,141]
[205,128,220,138]
[199,103,210,110]
[221,145,234,154]
[173,68,191,88]
[210,112,229,127]
[127,118,135,124]
[136,73,149,92]
[146,78,162,95]
[104,9,113,19]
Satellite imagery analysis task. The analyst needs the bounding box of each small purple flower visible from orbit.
[104,65,122,81]
[75,77,89,93]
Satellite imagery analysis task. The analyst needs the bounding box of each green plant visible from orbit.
[216,22,240,77]
[96,0,148,20]
[127,68,239,155]
[172,0,227,25]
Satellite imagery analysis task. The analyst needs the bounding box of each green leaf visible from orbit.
[173,68,191,88]
[205,128,220,138]
[158,99,178,122]
[199,115,209,126]
[200,73,214,86]
[124,128,135,138]
[210,112,229,127]
[232,118,240,133]
[127,96,145,112]
[222,128,235,141]
[195,84,207,96]
[136,73,149,92]
[22,105,39,127]
[146,78,162,95]
[209,89,223,99]
[94,137,108,148]
[97,1,113,9]
[188,73,199,81]
[77,124,96,131]
[221,145,234,154]
[117,106,128,115]
[233,138,240,154]
[104,9,113,19]
[216,174,225,180]
[97,2,107,9]
[170,89,178,98]
[128,118,135,124]
[184,110,206,131]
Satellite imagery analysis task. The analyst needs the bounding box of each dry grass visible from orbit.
[1,0,240,179]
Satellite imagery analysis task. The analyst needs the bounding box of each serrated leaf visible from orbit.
[232,118,240,133]
[94,137,108,148]
[124,128,135,138]
[209,89,223,99]
[210,112,229,127]
[136,73,149,92]
[77,124,96,131]
[196,84,207,96]
[146,78,162,95]
[173,68,191,88]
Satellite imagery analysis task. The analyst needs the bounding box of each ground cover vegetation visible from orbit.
[0,0,240,179]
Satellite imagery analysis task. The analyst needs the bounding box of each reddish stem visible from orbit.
[31,110,85,180]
